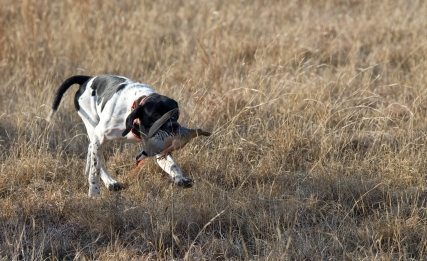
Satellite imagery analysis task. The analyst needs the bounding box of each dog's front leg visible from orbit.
[100,165,121,191]
[88,141,102,197]
[156,154,193,188]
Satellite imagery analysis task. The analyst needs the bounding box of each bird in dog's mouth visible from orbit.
[135,108,211,165]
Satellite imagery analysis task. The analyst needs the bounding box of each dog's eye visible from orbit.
[152,113,161,119]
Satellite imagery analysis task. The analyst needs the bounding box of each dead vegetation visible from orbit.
[1,0,427,260]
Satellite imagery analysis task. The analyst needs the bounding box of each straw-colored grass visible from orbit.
[1,0,427,260]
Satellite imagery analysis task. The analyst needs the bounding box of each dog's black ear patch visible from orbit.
[122,106,149,138]
[122,109,138,137]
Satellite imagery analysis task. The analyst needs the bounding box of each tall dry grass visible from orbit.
[1,0,427,260]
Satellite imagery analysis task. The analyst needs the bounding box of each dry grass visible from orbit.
[1,0,427,260]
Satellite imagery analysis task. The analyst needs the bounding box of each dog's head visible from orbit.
[122,93,180,138]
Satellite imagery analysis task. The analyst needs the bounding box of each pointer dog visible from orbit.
[48,74,193,197]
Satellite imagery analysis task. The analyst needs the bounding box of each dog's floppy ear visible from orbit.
[123,105,148,137]
[122,109,137,137]
[122,106,150,137]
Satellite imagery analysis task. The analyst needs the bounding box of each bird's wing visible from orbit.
[148,108,179,138]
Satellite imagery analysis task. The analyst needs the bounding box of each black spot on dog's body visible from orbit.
[91,75,128,111]
[117,84,126,92]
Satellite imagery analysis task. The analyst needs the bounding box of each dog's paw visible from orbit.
[175,177,193,188]
[108,182,126,191]
[88,193,101,199]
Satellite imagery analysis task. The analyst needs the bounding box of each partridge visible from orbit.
[135,126,211,164]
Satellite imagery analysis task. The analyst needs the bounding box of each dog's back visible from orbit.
[48,74,155,141]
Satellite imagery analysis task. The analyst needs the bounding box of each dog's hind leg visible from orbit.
[156,154,193,188]
[78,111,103,197]
[79,109,97,178]
[85,148,91,177]
[87,141,102,197]
[86,139,120,196]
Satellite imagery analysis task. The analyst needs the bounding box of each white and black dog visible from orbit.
[48,74,193,197]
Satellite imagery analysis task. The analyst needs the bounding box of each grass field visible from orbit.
[1,0,427,260]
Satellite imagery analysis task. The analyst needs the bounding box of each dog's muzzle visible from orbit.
[146,108,180,138]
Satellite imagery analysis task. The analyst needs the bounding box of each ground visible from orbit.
[1,0,427,260]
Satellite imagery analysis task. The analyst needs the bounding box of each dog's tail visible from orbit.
[47,75,92,122]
